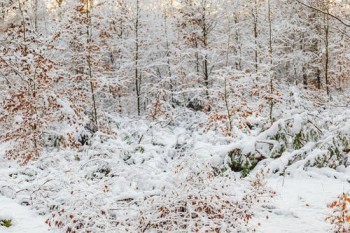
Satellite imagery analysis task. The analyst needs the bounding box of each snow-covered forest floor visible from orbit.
[1,87,350,232]
[1,172,349,233]
[255,173,350,232]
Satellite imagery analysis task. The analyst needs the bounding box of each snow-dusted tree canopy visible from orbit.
[0,0,350,232]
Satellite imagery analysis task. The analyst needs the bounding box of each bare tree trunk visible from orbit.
[234,15,242,70]
[268,0,274,123]
[324,9,330,97]
[18,0,26,41]
[202,0,210,110]
[163,2,174,104]
[117,1,127,114]
[34,0,38,31]
[195,40,199,74]
[303,67,308,89]
[224,78,232,135]
[252,0,259,73]
[86,0,98,130]
[317,68,321,89]
[1,2,4,22]
[135,0,141,116]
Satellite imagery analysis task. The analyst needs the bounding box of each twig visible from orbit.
[295,0,350,27]
[142,222,151,233]
[307,120,323,133]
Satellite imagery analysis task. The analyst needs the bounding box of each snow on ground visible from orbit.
[254,171,350,233]
[0,170,348,232]
[0,196,48,233]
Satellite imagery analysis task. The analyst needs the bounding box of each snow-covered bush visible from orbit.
[226,109,350,176]
[45,183,113,233]
[137,163,275,232]
[326,193,350,233]
[1,134,275,233]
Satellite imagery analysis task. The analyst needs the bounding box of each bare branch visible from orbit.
[295,0,350,27]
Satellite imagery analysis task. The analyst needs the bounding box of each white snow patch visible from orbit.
[0,196,48,233]
[254,173,350,233]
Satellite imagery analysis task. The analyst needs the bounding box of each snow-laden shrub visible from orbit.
[326,193,350,233]
[137,163,275,232]
[45,183,113,233]
[2,146,275,233]
[227,148,259,177]
[226,110,350,176]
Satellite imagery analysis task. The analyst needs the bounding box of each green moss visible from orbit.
[0,219,12,228]
[135,146,145,153]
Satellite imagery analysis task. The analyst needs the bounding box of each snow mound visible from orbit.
[0,196,48,233]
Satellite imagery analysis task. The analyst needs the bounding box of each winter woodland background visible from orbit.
[0,0,350,232]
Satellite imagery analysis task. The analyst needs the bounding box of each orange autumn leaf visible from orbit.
[347,216,350,222]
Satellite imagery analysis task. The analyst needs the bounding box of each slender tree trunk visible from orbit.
[253,0,258,73]
[324,10,330,97]
[135,0,141,116]
[303,68,308,89]
[317,68,321,89]
[34,0,38,31]
[224,78,232,135]
[32,69,40,158]
[195,40,199,74]
[86,0,98,130]
[224,14,232,135]
[202,0,210,110]
[117,2,126,114]
[163,3,174,104]
[234,15,242,70]
[18,0,26,41]
[268,0,274,123]
[1,2,4,22]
